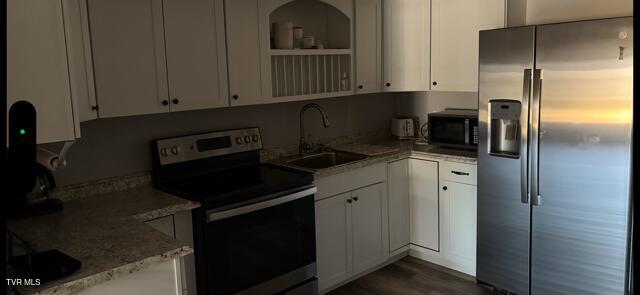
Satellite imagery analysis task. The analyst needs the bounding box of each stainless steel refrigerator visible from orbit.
[477,17,633,294]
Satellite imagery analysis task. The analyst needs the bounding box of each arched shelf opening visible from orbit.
[269,0,351,50]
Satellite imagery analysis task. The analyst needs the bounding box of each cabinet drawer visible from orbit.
[439,161,477,185]
[315,163,387,201]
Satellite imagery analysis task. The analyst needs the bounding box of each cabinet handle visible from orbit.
[172,98,179,104]
[451,170,470,176]
[432,81,438,86]
[91,106,98,111]
[347,199,352,203]
[162,100,169,106]
[358,85,363,89]
[353,197,358,202]
[443,186,448,191]
[232,94,239,100]
[385,82,391,87]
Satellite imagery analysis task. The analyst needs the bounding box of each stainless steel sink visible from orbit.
[285,151,367,170]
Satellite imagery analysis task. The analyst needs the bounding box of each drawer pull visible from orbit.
[451,170,470,176]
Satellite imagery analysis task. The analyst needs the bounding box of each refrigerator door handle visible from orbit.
[530,69,542,206]
[520,69,532,204]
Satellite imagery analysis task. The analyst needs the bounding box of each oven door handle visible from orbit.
[206,186,317,223]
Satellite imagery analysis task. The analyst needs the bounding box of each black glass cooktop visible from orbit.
[155,163,313,209]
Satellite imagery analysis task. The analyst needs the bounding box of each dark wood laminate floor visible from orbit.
[330,256,492,295]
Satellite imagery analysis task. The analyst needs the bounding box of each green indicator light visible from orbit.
[19,129,26,135]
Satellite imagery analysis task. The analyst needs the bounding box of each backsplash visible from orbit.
[395,91,478,127]
[42,93,396,187]
[51,128,390,201]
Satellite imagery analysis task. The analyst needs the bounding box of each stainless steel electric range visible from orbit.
[151,127,317,295]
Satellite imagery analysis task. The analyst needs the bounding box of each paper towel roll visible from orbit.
[37,148,61,170]
[36,141,73,170]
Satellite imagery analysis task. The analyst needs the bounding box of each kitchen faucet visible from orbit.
[299,103,330,156]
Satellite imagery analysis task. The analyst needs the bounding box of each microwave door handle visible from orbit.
[464,120,470,144]
[520,69,532,204]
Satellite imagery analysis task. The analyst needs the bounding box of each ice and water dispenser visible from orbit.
[489,99,521,158]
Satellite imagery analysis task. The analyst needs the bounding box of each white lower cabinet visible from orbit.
[78,258,182,295]
[440,180,477,274]
[409,158,439,251]
[315,181,387,292]
[388,157,478,276]
[145,212,196,295]
[387,159,410,252]
[351,184,386,275]
[316,192,352,291]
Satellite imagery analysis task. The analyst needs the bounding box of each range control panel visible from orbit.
[155,127,262,165]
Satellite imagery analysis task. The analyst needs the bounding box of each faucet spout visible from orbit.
[299,103,330,156]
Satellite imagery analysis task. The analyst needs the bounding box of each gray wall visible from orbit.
[44,93,398,186]
[525,0,632,24]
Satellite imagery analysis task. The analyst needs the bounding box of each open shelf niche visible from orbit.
[264,0,353,99]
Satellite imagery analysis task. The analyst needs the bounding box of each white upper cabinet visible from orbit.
[7,0,82,144]
[382,0,430,92]
[89,0,170,118]
[227,0,355,106]
[89,0,228,118]
[225,0,264,106]
[354,0,382,94]
[63,0,99,122]
[430,0,505,92]
[163,0,229,111]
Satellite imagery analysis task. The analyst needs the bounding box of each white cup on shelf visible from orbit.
[273,22,293,49]
[302,36,315,49]
[293,27,303,49]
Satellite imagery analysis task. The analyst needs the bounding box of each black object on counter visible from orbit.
[9,249,82,284]
[7,101,63,220]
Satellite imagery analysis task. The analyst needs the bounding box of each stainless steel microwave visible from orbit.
[427,110,479,149]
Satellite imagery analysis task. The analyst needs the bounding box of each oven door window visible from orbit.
[205,195,316,294]
[430,118,467,145]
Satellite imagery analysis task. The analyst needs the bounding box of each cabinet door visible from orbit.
[315,193,352,291]
[88,0,170,118]
[78,258,182,295]
[355,0,382,94]
[351,183,386,275]
[430,0,504,91]
[63,0,98,122]
[387,159,410,252]
[7,0,78,143]
[383,0,430,92]
[225,0,264,106]
[409,158,439,251]
[440,180,477,275]
[163,0,229,112]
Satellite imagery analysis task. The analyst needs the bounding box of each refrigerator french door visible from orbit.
[477,17,633,295]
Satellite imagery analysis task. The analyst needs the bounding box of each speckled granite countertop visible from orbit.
[7,186,200,295]
[269,138,478,178]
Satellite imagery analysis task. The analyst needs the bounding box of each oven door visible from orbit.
[428,116,472,148]
[203,186,317,294]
